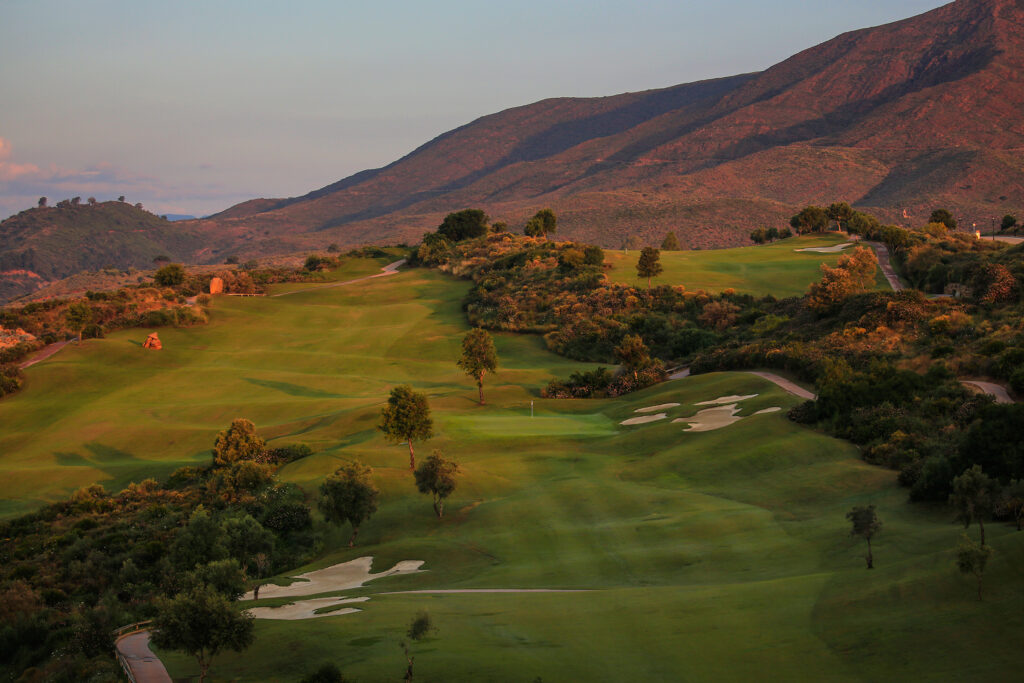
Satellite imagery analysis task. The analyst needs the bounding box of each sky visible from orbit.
[0,0,949,220]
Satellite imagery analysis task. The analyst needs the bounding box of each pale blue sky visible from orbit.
[0,0,948,219]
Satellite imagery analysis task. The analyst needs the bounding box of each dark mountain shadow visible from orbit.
[244,377,344,399]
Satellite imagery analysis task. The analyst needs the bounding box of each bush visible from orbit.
[154,264,185,287]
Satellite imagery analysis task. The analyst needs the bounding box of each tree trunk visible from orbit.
[865,538,874,569]
[408,440,415,470]
[434,495,443,518]
[349,525,359,547]
[477,373,485,405]
[198,654,210,683]
[78,326,84,344]
[977,573,984,601]
[979,519,986,547]
[647,276,651,290]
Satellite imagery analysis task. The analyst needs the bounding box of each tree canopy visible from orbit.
[437,209,489,242]
[379,385,434,469]
[846,505,882,569]
[661,231,680,250]
[929,208,957,230]
[636,247,663,288]
[414,451,459,518]
[213,419,266,466]
[524,208,557,238]
[790,205,829,234]
[457,328,498,405]
[318,461,380,546]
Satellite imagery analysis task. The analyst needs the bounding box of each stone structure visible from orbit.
[209,277,224,295]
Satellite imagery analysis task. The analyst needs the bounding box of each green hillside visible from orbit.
[0,201,205,302]
[3,255,1021,681]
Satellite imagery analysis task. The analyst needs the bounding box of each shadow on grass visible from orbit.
[245,377,344,399]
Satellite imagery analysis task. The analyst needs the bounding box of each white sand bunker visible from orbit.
[695,394,758,406]
[795,242,854,253]
[635,403,680,413]
[753,407,782,415]
[673,404,744,432]
[244,557,424,601]
[248,596,370,621]
[621,413,668,425]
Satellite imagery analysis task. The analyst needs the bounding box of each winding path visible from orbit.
[272,259,406,298]
[115,630,172,683]
[866,241,903,291]
[18,341,69,369]
[961,380,1015,404]
[670,368,816,400]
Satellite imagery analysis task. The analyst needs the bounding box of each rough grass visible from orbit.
[604,234,890,296]
[3,256,1021,681]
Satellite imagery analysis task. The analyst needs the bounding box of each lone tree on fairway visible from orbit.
[636,247,663,288]
[213,418,266,466]
[950,465,997,546]
[661,231,680,250]
[151,584,254,683]
[956,534,992,601]
[380,385,434,469]
[457,328,498,405]
[414,451,459,518]
[318,461,379,547]
[64,302,93,344]
[401,611,435,682]
[524,208,557,238]
[846,505,882,569]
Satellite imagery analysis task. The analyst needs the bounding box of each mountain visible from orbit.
[0,202,205,302]
[191,0,1024,251]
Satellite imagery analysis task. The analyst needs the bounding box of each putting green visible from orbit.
[606,234,891,295]
[3,255,1021,681]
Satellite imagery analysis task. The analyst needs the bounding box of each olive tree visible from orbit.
[414,451,459,518]
[318,461,379,546]
[379,385,434,469]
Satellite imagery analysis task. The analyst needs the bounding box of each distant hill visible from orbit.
[189,0,1024,251]
[163,214,197,222]
[0,201,205,302]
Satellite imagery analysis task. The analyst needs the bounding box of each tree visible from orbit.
[661,231,680,250]
[118,195,126,202]
[185,559,248,600]
[71,196,81,206]
[457,328,498,405]
[790,205,829,234]
[135,202,144,210]
[583,245,604,266]
[222,513,275,571]
[491,221,508,233]
[379,385,434,469]
[1001,215,1017,232]
[37,197,47,207]
[997,479,1024,531]
[846,505,882,569]
[400,611,434,682]
[636,247,663,288]
[950,465,997,546]
[615,334,650,379]
[826,202,854,231]
[327,243,340,253]
[64,302,94,344]
[151,585,254,683]
[87,197,97,205]
[524,208,557,238]
[301,663,347,683]
[172,507,229,570]
[154,263,185,286]
[414,452,459,518]
[956,534,992,601]
[750,228,767,244]
[213,419,266,466]
[318,461,379,546]
[436,209,488,242]
[929,208,957,230]
[806,247,877,313]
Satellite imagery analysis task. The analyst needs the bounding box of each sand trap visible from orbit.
[247,596,370,621]
[382,589,592,594]
[635,403,680,413]
[753,406,782,415]
[673,404,743,432]
[695,394,757,406]
[795,242,854,253]
[620,413,668,425]
[244,557,424,601]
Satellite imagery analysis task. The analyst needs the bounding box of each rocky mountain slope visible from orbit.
[193,0,1024,251]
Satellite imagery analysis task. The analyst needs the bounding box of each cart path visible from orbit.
[271,259,406,297]
[115,631,172,683]
[18,341,69,369]
[670,368,816,400]
[866,241,903,291]
[961,380,1015,404]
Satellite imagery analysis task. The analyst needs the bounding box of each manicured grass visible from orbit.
[605,234,890,296]
[4,255,1021,681]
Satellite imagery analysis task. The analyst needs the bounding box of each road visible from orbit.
[272,259,406,298]
[17,341,69,369]
[961,380,1015,404]
[115,631,172,683]
[866,241,903,291]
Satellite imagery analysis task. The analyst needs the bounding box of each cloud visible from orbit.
[0,137,43,181]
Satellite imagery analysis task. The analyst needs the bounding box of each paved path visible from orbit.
[961,380,1015,404]
[272,259,406,298]
[115,631,172,683]
[18,341,69,369]
[866,241,903,291]
[991,235,1023,245]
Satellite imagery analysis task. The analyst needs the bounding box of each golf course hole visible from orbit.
[620,413,668,426]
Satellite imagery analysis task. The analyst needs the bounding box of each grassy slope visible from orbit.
[604,234,890,295]
[3,255,1021,680]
